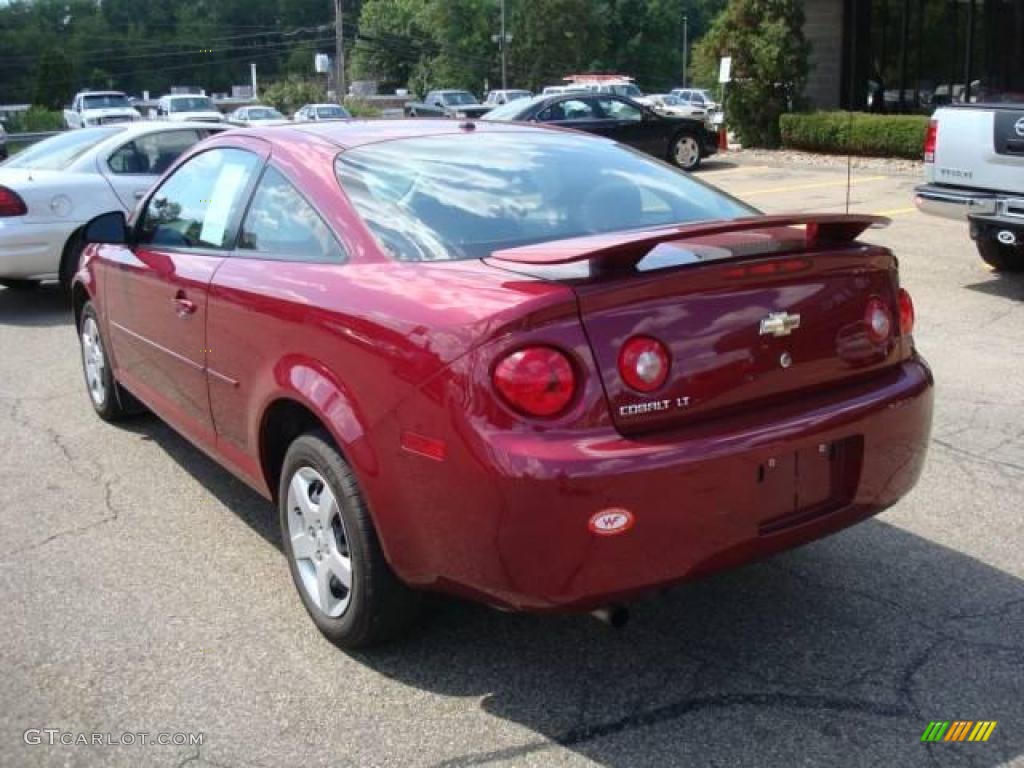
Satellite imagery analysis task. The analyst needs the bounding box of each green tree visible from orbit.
[692,0,810,147]
[34,49,74,109]
[350,0,433,90]
[507,0,607,92]
[261,75,326,114]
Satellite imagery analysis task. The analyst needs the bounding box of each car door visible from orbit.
[205,164,348,477]
[594,96,667,158]
[103,143,265,448]
[102,128,205,209]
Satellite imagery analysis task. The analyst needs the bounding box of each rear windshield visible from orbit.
[5,126,124,170]
[335,132,754,262]
[442,92,477,106]
[83,93,130,109]
[481,95,545,121]
[170,97,215,112]
[317,105,349,119]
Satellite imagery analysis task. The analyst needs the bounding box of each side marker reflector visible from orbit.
[400,431,447,461]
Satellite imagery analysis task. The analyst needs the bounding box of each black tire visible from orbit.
[78,301,136,421]
[669,132,703,171]
[59,228,86,294]
[0,278,41,291]
[279,430,422,648]
[977,237,1024,272]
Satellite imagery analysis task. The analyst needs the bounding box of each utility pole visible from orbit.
[250,62,258,99]
[334,0,346,101]
[681,14,689,88]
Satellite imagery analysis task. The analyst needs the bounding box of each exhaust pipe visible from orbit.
[591,605,630,628]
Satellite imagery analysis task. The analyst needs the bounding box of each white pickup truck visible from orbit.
[915,105,1024,271]
[64,91,141,129]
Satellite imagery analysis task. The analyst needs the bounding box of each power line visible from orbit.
[0,25,331,68]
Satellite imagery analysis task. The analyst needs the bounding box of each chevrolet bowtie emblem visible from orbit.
[760,312,801,337]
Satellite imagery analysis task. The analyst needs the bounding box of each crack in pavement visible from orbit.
[0,396,126,562]
[930,437,1024,475]
[428,691,915,768]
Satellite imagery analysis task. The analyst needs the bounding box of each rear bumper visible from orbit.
[0,219,73,279]
[914,183,1003,220]
[382,357,934,611]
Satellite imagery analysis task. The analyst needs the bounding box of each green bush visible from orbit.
[343,98,382,118]
[5,107,65,133]
[780,112,929,159]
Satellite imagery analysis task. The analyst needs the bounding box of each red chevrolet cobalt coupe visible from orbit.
[72,121,933,647]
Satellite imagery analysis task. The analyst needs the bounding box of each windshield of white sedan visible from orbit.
[4,126,124,170]
[335,133,754,262]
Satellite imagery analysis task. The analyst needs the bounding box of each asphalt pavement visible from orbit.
[1,156,1022,768]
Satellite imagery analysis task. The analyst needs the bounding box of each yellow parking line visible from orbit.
[703,164,773,175]
[738,176,888,197]
[871,206,917,217]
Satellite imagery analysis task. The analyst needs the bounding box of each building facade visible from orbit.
[804,0,1024,111]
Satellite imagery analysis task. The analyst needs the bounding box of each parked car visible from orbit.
[540,85,587,96]
[155,94,225,124]
[404,90,491,119]
[483,89,533,106]
[293,103,351,122]
[0,122,224,291]
[64,91,141,129]
[914,104,1024,271]
[228,105,289,127]
[71,119,932,648]
[671,88,721,117]
[0,119,7,161]
[482,92,719,171]
[639,93,709,119]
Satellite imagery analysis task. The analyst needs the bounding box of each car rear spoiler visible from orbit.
[489,214,890,269]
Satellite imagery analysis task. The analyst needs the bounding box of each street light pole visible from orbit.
[682,14,689,88]
[500,0,507,90]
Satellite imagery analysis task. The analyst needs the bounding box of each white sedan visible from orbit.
[0,121,224,291]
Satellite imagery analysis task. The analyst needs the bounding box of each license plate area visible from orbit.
[757,436,863,535]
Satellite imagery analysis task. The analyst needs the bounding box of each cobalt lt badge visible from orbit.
[760,311,801,338]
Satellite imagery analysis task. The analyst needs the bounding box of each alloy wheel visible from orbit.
[286,466,353,618]
[81,316,107,407]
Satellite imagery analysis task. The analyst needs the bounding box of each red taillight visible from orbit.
[618,336,670,392]
[864,297,893,343]
[923,119,937,164]
[493,346,576,418]
[0,185,27,217]
[898,288,915,336]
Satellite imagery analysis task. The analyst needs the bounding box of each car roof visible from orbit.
[267,118,584,151]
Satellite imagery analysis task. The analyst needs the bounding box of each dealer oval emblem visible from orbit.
[588,508,635,536]
[1015,117,1024,138]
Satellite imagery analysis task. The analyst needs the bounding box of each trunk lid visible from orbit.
[930,106,1024,194]
[486,215,906,435]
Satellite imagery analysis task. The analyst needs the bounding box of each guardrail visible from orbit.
[5,130,64,147]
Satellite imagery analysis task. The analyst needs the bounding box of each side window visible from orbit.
[692,93,705,106]
[598,98,642,121]
[541,98,595,122]
[238,166,346,263]
[108,130,200,175]
[137,148,261,250]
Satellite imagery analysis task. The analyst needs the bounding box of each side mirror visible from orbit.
[84,211,129,245]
